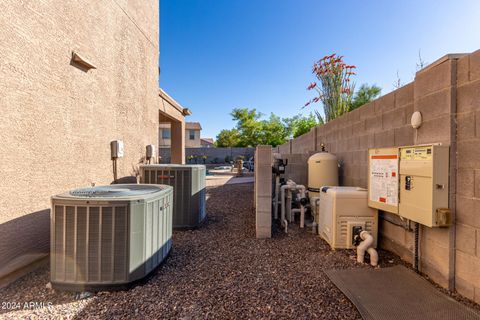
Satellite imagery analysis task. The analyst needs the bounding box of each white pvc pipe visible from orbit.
[296,185,306,228]
[273,176,280,220]
[367,247,379,267]
[280,184,290,231]
[279,180,307,232]
[357,231,378,267]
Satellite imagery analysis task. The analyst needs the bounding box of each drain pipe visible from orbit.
[357,231,378,267]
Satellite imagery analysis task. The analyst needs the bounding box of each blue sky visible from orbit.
[160,0,480,139]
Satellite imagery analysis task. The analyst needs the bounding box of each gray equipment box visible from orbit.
[140,164,206,229]
[51,184,173,292]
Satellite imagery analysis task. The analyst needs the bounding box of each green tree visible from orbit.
[258,114,290,146]
[283,113,318,138]
[216,108,292,147]
[215,129,240,147]
[350,84,381,110]
[230,108,263,147]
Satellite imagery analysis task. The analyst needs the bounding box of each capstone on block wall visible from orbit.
[0,0,160,276]
[159,147,255,164]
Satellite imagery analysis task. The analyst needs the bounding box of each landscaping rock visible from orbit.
[0,183,477,319]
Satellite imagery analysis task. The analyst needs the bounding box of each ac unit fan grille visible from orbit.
[52,204,128,283]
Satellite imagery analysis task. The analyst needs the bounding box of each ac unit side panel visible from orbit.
[129,201,146,279]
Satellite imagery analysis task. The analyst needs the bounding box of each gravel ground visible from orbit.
[0,183,478,319]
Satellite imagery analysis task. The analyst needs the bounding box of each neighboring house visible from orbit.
[0,1,189,287]
[201,138,215,147]
[160,122,202,148]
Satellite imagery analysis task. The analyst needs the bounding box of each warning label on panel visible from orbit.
[369,155,398,206]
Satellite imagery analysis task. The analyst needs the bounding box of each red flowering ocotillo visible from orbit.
[304,53,356,123]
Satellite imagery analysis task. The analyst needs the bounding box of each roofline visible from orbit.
[186,122,202,130]
[159,88,192,116]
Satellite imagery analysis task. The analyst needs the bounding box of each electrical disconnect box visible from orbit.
[110,140,124,159]
[368,145,451,228]
[398,145,450,227]
[146,144,156,159]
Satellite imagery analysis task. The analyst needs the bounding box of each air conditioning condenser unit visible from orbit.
[50,184,173,291]
[140,164,206,229]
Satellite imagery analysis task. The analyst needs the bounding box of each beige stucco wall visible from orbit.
[159,124,201,148]
[185,129,201,147]
[0,0,160,278]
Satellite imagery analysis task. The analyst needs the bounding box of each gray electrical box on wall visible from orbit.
[110,140,124,159]
[146,144,156,159]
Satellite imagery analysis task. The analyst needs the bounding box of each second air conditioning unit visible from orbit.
[140,164,206,229]
[318,186,378,250]
[51,184,173,292]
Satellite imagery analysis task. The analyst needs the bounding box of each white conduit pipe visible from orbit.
[280,185,290,233]
[357,231,378,267]
[280,181,307,232]
[287,189,294,222]
[296,185,306,228]
[273,176,280,220]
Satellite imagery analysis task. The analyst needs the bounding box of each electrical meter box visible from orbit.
[398,145,450,227]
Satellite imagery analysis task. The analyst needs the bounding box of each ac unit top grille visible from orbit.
[53,184,170,200]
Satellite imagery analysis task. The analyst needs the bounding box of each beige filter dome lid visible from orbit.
[308,151,338,163]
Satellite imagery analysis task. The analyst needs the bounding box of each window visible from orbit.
[162,128,171,139]
[189,129,195,140]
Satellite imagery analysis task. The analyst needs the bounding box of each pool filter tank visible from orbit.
[307,147,339,224]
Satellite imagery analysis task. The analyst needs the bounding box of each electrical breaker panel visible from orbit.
[399,145,450,227]
[368,145,451,228]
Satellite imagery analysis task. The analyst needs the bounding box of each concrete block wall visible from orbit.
[455,50,480,303]
[279,153,311,186]
[276,51,480,297]
[159,147,255,164]
[255,146,272,238]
